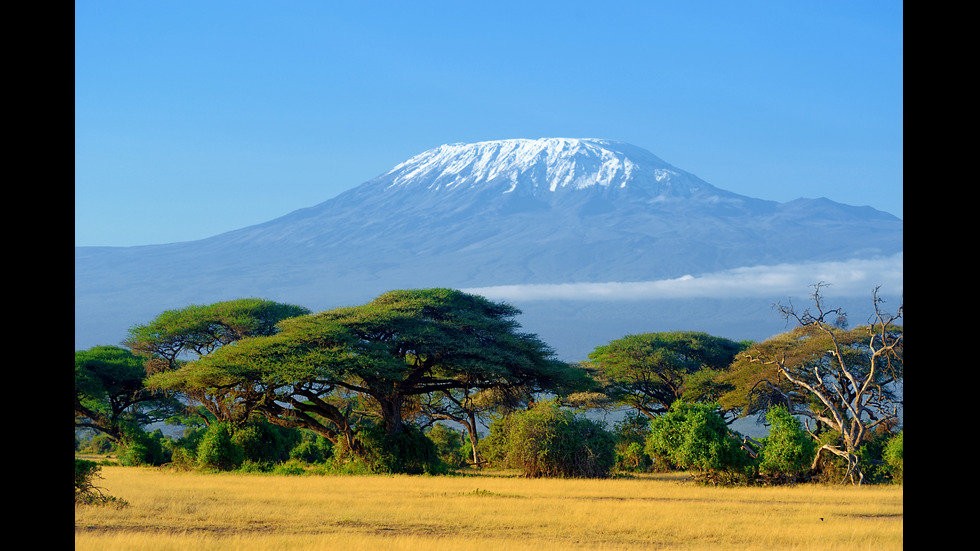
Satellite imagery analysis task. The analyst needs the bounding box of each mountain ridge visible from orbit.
[75,138,902,358]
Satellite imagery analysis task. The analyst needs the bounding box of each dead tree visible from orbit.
[746,283,902,485]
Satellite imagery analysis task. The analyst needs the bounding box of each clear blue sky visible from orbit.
[75,1,903,247]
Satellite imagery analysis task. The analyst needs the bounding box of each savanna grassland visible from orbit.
[74,466,902,551]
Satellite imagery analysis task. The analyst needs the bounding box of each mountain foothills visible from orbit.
[75,138,903,360]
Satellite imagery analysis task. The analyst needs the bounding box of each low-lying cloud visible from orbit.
[464,253,903,302]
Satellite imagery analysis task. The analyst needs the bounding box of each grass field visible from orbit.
[75,466,902,551]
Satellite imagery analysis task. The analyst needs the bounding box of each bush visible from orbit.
[232,418,302,464]
[119,427,169,466]
[807,427,901,485]
[645,401,751,483]
[75,458,126,507]
[271,458,311,475]
[196,422,244,471]
[75,431,117,455]
[351,423,448,475]
[427,423,470,468]
[290,431,334,464]
[612,412,653,473]
[882,430,903,483]
[485,401,616,478]
[757,406,817,481]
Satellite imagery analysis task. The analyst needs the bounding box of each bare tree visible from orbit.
[732,283,902,484]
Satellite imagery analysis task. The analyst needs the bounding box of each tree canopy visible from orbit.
[126,298,311,372]
[75,345,182,442]
[149,289,579,467]
[587,331,748,419]
[717,285,902,483]
[126,298,310,425]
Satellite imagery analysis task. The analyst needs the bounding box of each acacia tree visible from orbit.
[419,364,593,465]
[126,298,310,425]
[419,387,516,466]
[151,289,573,469]
[586,331,748,420]
[720,284,903,484]
[75,345,182,443]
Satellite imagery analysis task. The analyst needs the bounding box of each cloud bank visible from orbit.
[464,253,903,302]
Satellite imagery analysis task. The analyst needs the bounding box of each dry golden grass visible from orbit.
[75,466,902,551]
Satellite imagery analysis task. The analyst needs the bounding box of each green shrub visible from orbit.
[757,406,817,481]
[427,423,470,468]
[486,401,616,478]
[808,427,902,485]
[118,427,169,466]
[290,431,334,464]
[76,431,117,454]
[271,458,311,475]
[196,422,244,471]
[232,418,302,464]
[236,459,273,473]
[613,412,653,473]
[851,429,893,484]
[882,430,903,483]
[167,445,198,470]
[75,458,126,507]
[645,401,751,483]
[477,414,511,467]
[351,423,447,475]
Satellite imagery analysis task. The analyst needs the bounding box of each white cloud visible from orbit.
[463,253,903,302]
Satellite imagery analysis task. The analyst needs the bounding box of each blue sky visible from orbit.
[75,1,903,247]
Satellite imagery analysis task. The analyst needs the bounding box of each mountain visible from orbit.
[75,138,903,359]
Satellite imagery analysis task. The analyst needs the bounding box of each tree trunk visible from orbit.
[466,411,481,464]
[378,393,406,436]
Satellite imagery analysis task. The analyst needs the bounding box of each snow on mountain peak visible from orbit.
[381,138,696,196]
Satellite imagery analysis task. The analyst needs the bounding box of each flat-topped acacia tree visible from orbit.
[586,331,748,420]
[125,298,311,425]
[151,289,576,462]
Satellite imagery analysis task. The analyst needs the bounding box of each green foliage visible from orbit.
[612,412,652,473]
[75,459,126,507]
[159,289,569,472]
[271,458,311,475]
[161,426,207,469]
[126,298,311,370]
[75,431,117,454]
[882,430,903,483]
[847,428,903,484]
[485,401,616,478]
[75,458,100,501]
[290,431,334,464]
[427,423,470,468]
[757,406,817,480]
[118,427,169,466]
[75,345,181,442]
[196,422,245,471]
[588,331,747,418]
[351,423,447,475]
[645,401,750,483]
[75,346,146,411]
[129,298,310,429]
[232,418,302,465]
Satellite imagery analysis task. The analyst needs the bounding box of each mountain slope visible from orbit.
[75,138,902,357]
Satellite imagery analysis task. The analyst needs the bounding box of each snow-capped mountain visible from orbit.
[382,138,719,197]
[75,138,903,359]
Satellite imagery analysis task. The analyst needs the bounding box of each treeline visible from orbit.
[75,286,903,487]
